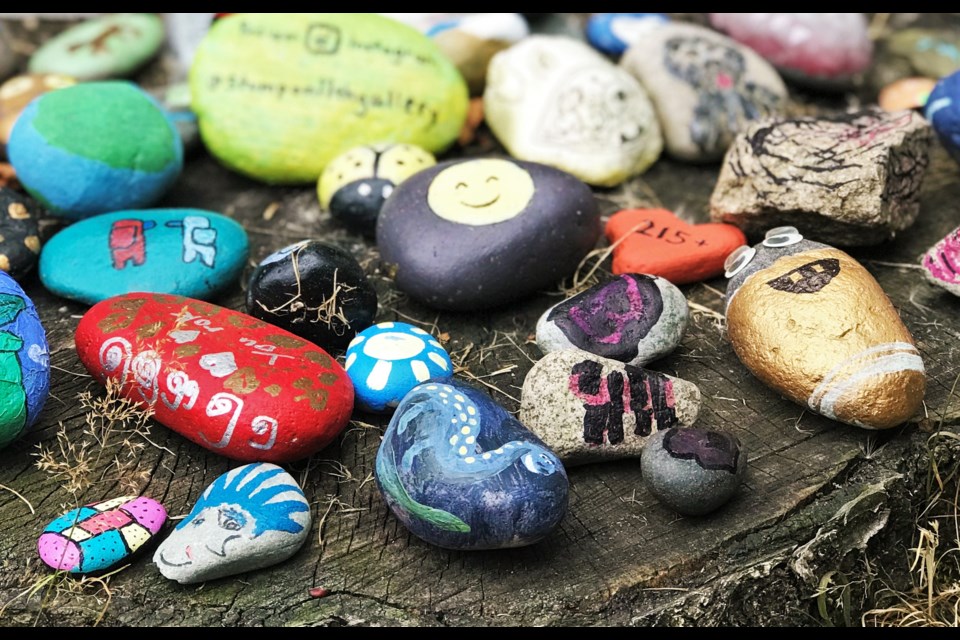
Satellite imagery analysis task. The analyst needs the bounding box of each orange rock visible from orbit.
[878,77,937,112]
[606,208,747,285]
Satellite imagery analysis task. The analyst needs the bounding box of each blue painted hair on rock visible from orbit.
[179,464,309,536]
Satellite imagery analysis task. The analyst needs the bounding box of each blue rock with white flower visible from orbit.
[375,380,569,550]
[153,463,311,584]
[926,70,960,165]
[586,13,669,57]
[346,322,453,414]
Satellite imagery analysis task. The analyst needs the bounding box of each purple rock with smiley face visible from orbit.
[153,463,310,584]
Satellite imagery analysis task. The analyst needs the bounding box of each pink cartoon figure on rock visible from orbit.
[923,226,960,297]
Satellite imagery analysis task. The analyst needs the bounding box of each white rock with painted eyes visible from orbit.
[153,463,311,584]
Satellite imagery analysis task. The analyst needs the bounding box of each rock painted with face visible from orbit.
[154,463,310,584]
[520,350,701,466]
[318,144,436,236]
[0,74,76,154]
[725,227,926,430]
[0,271,50,449]
[621,23,786,162]
[586,13,669,58]
[484,36,662,187]
[0,188,43,280]
[926,71,960,166]
[377,158,601,311]
[641,428,746,516]
[375,380,568,550]
[38,496,167,574]
[536,274,688,367]
[922,226,960,298]
[711,109,933,246]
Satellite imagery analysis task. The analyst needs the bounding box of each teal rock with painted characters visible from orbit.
[8,82,183,219]
[40,209,249,305]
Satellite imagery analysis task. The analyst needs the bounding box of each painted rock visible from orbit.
[0,188,42,280]
[641,428,746,516]
[725,227,926,430]
[922,226,960,297]
[621,23,787,162]
[28,13,165,81]
[318,144,437,236]
[8,82,183,220]
[191,13,468,184]
[75,294,354,462]
[346,322,453,413]
[709,13,872,86]
[41,209,248,305]
[711,109,933,246]
[377,158,601,310]
[38,496,167,574]
[536,274,688,367]
[246,240,377,352]
[0,25,16,82]
[879,77,937,113]
[520,350,701,466]
[154,463,310,584]
[606,209,748,285]
[376,380,568,550]
[585,13,669,58]
[428,13,529,95]
[0,272,49,449]
[485,36,662,187]
[926,71,960,165]
[0,74,76,155]
[887,29,960,79]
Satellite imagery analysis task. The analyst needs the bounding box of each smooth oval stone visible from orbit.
[0,271,49,449]
[0,188,42,279]
[887,29,960,79]
[485,36,662,187]
[28,13,165,81]
[429,13,529,95]
[726,231,926,430]
[246,240,377,351]
[641,428,746,516]
[191,13,469,184]
[520,350,701,466]
[378,158,601,310]
[879,77,937,113]
[0,74,76,153]
[926,71,960,165]
[606,209,747,285]
[709,13,872,86]
[75,293,354,462]
[346,322,453,413]
[536,274,688,367]
[41,209,248,305]
[376,380,569,550]
[8,81,183,220]
[38,496,167,574]
[586,13,669,58]
[922,225,960,297]
[318,144,437,236]
[154,463,310,584]
[621,23,787,162]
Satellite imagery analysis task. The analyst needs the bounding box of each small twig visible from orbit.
[0,483,34,514]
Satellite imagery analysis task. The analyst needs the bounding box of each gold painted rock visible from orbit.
[191,13,469,184]
[724,227,925,430]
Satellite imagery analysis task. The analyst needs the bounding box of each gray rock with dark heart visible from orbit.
[520,350,701,466]
[536,274,688,367]
[153,463,311,584]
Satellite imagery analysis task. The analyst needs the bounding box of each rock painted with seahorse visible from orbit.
[375,380,569,550]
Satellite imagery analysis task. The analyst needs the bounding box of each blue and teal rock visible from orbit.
[0,271,49,449]
[7,82,183,220]
[40,209,249,305]
[375,380,569,550]
[28,13,165,81]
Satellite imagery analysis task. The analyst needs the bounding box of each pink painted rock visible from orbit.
[38,496,167,574]
[923,226,960,297]
[76,293,354,463]
[709,13,873,85]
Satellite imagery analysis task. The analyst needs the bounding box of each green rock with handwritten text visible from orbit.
[191,13,470,184]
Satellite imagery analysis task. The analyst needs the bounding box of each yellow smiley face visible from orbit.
[427,159,535,226]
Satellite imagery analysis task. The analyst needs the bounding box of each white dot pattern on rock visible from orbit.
[423,383,520,465]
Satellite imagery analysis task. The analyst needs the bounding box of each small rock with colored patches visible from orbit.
[586,13,669,58]
[0,188,43,280]
[536,274,688,367]
[346,322,453,414]
[922,225,960,298]
[38,496,167,574]
[641,428,746,516]
[246,241,378,352]
[520,350,701,466]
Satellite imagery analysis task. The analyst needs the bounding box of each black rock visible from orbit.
[246,240,378,352]
[330,178,395,236]
[0,188,42,280]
